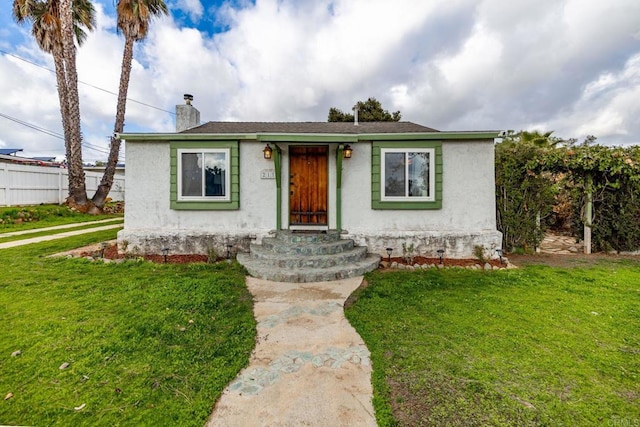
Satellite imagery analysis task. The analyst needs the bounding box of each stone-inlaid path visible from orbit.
[206,276,376,427]
[540,232,583,254]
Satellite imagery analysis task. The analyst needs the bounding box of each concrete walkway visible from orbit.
[207,276,376,427]
[0,218,123,249]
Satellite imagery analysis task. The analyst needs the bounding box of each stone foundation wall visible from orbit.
[345,230,503,259]
[116,229,267,257]
[118,228,503,260]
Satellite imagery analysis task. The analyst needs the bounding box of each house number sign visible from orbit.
[260,169,276,179]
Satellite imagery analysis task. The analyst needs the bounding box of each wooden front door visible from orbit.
[289,146,328,225]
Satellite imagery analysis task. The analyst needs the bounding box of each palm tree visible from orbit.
[520,130,560,148]
[13,0,95,207]
[92,0,168,208]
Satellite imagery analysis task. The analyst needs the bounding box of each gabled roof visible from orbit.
[119,121,500,142]
[180,121,439,134]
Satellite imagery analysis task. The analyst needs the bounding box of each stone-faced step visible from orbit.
[248,246,368,268]
[273,230,341,244]
[237,253,381,283]
[256,238,354,255]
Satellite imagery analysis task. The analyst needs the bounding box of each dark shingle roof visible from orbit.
[181,121,439,134]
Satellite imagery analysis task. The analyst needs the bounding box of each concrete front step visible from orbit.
[237,253,381,283]
[273,230,341,244]
[249,246,368,268]
[256,237,355,256]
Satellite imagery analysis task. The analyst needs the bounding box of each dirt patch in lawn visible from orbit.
[508,253,639,268]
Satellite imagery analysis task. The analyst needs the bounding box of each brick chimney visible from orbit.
[176,94,200,132]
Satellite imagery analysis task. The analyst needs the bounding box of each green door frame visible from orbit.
[273,143,345,232]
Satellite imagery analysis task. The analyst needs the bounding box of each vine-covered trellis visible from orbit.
[496,132,640,253]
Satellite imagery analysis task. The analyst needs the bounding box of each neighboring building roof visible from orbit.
[0,148,23,155]
[180,121,440,134]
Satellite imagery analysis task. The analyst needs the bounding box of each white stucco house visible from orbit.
[118,98,501,278]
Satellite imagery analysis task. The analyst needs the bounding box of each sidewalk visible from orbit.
[207,276,376,427]
[0,218,123,249]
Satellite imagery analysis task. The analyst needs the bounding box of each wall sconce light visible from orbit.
[161,247,170,263]
[386,247,393,263]
[437,249,445,265]
[496,248,503,264]
[263,144,273,160]
[343,144,353,159]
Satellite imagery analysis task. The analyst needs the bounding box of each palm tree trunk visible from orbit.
[59,0,88,207]
[92,35,135,208]
[52,50,72,165]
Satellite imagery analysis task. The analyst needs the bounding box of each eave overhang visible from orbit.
[117,130,500,143]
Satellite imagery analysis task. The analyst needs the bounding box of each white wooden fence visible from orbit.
[0,163,125,206]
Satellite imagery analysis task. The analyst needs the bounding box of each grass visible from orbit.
[346,263,640,426]
[0,220,123,244]
[0,204,122,232]
[0,229,256,426]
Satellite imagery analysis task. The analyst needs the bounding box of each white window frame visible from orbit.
[380,148,436,202]
[177,148,231,201]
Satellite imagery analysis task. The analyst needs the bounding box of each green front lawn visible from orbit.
[0,204,122,232]
[346,263,640,426]
[0,231,255,426]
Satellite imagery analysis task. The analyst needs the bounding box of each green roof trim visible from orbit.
[118,130,499,142]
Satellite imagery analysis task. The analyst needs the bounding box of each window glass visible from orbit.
[381,148,434,201]
[204,152,226,197]
[181,152,202,197]
[384,152,405,197]
[408,152,429,197]
[179,150,229,200]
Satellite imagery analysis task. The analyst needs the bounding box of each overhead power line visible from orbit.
[0,112,63,139]
[0,111,114,156]
[0,49,176,115]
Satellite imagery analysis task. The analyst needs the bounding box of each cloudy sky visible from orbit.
[1,0,639,162]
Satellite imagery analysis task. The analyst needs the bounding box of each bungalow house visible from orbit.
[118,97,502,282]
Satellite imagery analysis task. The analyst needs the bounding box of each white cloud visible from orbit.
[2,0,640,163]
[175,0,204,21]
[536,52,640,143]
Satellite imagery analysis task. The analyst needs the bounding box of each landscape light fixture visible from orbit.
[226,244,233,260]
[437,249,445,265]
[496,248,503,264]
[161,247,170,263]
[100,241,107,258]
[343,144,353,159]
[263,144,273,160]
[386,247,393,263]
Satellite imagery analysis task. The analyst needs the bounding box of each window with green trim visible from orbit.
[178,149,230,201]
[381,148,435,201]
[170,141,239,210]
[372,141,442,210]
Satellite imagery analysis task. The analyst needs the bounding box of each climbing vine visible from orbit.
[495,134,556,252]
[496,132,640,253]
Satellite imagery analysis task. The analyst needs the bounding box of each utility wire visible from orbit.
[0,112,63,139]
[0,49,176,115]
[1,111,114,156]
